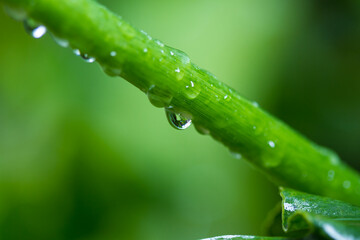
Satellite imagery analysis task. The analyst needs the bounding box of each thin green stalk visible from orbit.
[2,0,360,205]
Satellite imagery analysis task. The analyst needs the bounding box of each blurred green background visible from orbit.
[0,0,359,239]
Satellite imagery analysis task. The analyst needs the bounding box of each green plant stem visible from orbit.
[2,0,360,205]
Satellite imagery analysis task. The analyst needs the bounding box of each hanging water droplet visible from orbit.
[165,108,192,130]
[194,124,210,135]
[268,141,275,148]
[230,151,242,160]
[147,85,173,108]
[24,20,47,39]
[170,51,174,56]
[102,65,122,77]
[4,6,26,21]
[73,49,81,56]
[252,101,259,107]
[53,36,69,48]
[81,53,95,63]
[110,51,117,57]
[143,48,148,53]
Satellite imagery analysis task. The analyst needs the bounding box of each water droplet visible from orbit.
[224,95,229,100]
[160,49,165,54]
[143,48,148,53]
[329,154,340,165]
[230,151,242,159]
[165,108,192,130]
[169,48,191,65]
[252,101,259,107]
[155,39,164,47]
[81,53,95,63]
[147,85,173,108]
[343,180,351,189]
[24,21,47,39]
[102,65,122,77]
[110,51,117,56]
[327,170,335,181]
[73,49,81,56]
[268,141,275,148]
[4,6,26,21]
[53,36,69,48]
[194,124,210,135]
[140,30,152,40]
[184,81,200,99]
[175,68,184,80]
[253,126,257,130]
[122,24,136,39]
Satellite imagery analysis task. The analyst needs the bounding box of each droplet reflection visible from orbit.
[165,108,192,130]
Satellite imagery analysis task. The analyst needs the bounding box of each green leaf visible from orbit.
[280,188,360,239]
[280,188,360,232]
[289,212,360,240]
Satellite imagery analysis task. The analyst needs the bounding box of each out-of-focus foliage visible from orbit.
[0,0,359,239]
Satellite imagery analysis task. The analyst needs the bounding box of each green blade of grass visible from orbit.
[2,0,360,205]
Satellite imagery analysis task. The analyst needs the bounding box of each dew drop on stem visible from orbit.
[81,53,95,63]
[175,68,184,81]
[102,65,122,77]
[24,20,47,39]
[4,6,26,21]
[73,49,95,63]
[147,85,172,108]
[230,151,242,159]
[73,49,81,56]
[165,108,192,130]
[53,36,69,48]
[194,124,210,135]
[268,141,275,148]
